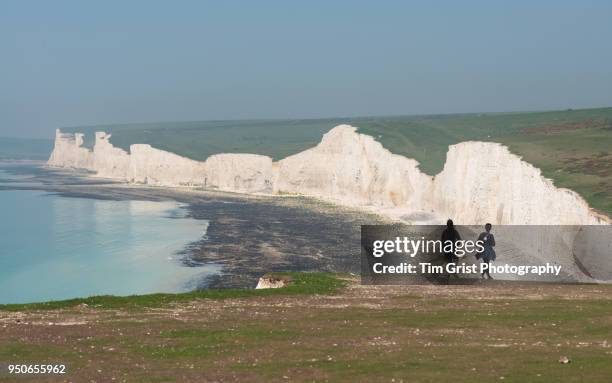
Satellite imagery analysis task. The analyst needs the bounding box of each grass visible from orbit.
[2,274,612,381]
[222,295,612,382]
[63,107,612,216]
[65,118,344,160]
[0,272,346,312]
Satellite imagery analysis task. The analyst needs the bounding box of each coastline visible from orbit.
[0,163,392,289]
[6,162,608,289]
[3,157,444,225]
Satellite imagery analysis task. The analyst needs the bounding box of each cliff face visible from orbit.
[205,154,273,193]
[47,125,607,225]
[432,142,602,225]
[274,125,433,210]
[93,132,130,179]
[48,129,95,171]
[128,144,206,187]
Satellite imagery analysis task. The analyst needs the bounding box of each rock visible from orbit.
[48,129,95,170]
[433,141,602,225]
[255,275,290,289]
[205,153,273,193]
[128,144,205,186]
[274,125,433,211]
[93,132,130,179]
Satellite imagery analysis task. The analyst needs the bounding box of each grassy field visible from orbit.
[67,119,345,161]
[1,273,612,382]
[0,273,345,312]
[63,107,612,215]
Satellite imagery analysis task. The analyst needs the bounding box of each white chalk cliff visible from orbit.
[93,132,130,179]
[47,125,608,226]
[205,153,273,193]
[48,129,95,171]
[273,126,433,211]
[432,142,604,225]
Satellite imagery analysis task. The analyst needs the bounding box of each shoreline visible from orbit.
[4,160,444,224]
[0,163,392,289]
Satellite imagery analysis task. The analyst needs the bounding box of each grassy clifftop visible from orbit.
[0,272,346,311]
[2,273,612,382]
[63,107,612,215]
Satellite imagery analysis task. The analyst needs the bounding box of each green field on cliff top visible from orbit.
[2,273,612,382]
[65,107,612,216]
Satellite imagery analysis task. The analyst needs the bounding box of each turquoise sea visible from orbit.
[0,168,219,304]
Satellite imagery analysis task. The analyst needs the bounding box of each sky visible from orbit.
[1,1,612,138]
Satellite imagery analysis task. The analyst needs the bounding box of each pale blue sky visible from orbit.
[2,0,612,138]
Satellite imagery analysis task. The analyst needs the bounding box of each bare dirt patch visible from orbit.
[522,118,611,134]
[561,152,612,177]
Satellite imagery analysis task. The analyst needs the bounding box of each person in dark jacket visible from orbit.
[476,223,496,279]
[441,219,461,264]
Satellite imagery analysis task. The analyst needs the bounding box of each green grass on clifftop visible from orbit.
[2,276,612,382]
[0,272,346,312]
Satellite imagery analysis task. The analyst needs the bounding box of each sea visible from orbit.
[0,166,219,304]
